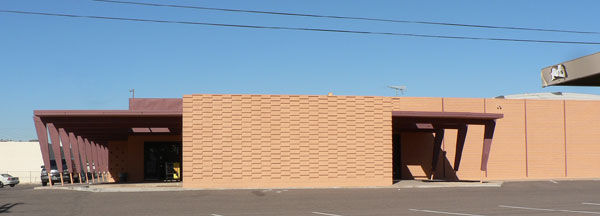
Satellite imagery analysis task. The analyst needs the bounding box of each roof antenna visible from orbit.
[388,86,406,96]
[129,89,135,98]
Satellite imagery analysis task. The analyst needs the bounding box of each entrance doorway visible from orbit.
[144,142,182,181]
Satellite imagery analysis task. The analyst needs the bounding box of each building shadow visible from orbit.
[398,132,459,181]
[0,202,23,214]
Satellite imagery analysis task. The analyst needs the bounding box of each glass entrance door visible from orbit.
[144,142,182,181]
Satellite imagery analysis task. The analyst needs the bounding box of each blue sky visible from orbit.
[1,0,599,140]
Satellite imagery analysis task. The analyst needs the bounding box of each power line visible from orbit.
[1,9,599,45]
[93,0,600,35]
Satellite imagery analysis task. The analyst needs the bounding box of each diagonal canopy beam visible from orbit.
[431,129,445,175]
[68,132,82,174]
[58,128,73,174]
[47,123,64,173]
[454,125,468,171]
[481,121,497,172]
[33,117,52,174]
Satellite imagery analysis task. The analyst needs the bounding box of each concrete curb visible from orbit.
[396,182,503,189]
[34,185,201,192]
[33,181,504,192]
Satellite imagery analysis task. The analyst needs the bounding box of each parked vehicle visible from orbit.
[0,174,19,188]
[41,159,84,186]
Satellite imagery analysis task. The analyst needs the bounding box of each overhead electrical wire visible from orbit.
[93,0,600,35]
[1,9,599,45]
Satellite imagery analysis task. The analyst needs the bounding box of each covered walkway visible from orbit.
[33,98,182,186]
[392,111,503,182]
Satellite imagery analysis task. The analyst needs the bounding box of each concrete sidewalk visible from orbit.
[393,180,503,188]
[33,182,195,192]
[34,180,502,192]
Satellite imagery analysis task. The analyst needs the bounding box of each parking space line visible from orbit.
[499,205,600,214]
[211,214,223,216]
[583,203,600,206]
[549,180,558,184]
[408,209,485,216]
[312,211,343,216]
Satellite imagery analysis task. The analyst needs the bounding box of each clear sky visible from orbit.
[1,0,599,140]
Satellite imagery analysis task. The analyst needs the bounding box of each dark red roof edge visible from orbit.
[392,111,503,120]
[33,110,182,117]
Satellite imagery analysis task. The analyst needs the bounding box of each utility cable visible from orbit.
[93,0,600,35]
[1,9,599,45]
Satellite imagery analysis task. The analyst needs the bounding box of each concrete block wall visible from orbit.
[183,94,392,188]
[181,94,600,188]
[565,100,600,178]
[393,97,600,181]
[484,99,527,179]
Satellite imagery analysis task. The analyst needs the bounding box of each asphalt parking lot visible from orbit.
[1,180,600,215]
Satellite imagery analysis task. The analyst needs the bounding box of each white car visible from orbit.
[0,174,20,188]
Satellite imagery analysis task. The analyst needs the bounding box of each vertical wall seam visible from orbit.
[483,98,486,113]
[524,100,529,177]
[563,100,567,177]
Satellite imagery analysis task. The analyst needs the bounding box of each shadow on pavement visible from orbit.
[0,202,23,214]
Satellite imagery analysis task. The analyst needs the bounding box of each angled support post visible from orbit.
[47,123,64,186]
[84,138,95,183]
[91,141,99,183]
[453,125,469,171]
[33,116,52,187]
[68,132,83,184]
[78,136,89,184]
[102,145,109,182]
[480,120,497,183]
[431,129,445,180]
[58,128,74,184]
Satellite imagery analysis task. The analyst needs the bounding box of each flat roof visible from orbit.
[34,110,181,117]
[392,111,503,120]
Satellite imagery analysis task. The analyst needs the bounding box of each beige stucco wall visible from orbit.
[0,142,43,183]
[182,94,600,188]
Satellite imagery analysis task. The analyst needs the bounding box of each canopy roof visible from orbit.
[392,111,503,176]
[33,98,182,175]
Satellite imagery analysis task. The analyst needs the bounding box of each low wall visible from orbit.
[0,142,43,183]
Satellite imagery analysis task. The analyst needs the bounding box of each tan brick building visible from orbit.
[33,95,600,189]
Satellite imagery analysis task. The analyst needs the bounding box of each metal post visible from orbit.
[59,173,64,186]
[79,173,82,184]
[69,173,74,184]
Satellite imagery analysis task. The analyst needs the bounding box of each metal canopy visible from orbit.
[541,52,600,87]
[392,111,503,180]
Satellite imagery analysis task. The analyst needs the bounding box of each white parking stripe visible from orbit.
[583,203,600,206]
[211,214,223,216]
[408,209,485,216]
[499,205,600,214]
[312,211,343,216]
[549,180,558,184]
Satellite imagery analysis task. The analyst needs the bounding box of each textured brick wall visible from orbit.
[181,94,600,188]
[183,94,392,188]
